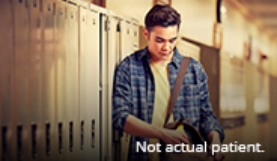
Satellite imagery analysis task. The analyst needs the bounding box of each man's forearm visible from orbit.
[123,115,164,139]
[123,115,189,144]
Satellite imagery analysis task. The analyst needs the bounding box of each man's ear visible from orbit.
[143,28,149,40]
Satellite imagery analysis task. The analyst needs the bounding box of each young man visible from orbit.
[112,4,225,161]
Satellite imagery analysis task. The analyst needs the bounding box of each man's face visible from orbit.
[144,25,178,63]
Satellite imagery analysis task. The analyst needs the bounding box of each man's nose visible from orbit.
[162,41,170,51]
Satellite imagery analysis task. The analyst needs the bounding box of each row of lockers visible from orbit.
[0,0,139,160]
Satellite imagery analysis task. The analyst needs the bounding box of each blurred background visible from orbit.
[0,0,277,161]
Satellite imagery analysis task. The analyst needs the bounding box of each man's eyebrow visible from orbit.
[155,36,178,40]
[170,37,178,41]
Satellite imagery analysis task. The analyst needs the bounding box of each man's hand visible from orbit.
[123,115,189,145]
[207,131,225,161]
[159,128,189,145]
[213,150,225,161]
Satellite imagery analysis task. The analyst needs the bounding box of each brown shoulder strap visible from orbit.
[164,57,191,127]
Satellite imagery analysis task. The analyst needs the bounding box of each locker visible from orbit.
[55,1,66,124]
[132,20,139,51]
[0,0,13,127]
[28,0,42,123]
[13,0,33,160]
[79,3,100,160]
[117,16,139,161]
[40,0,56,160]
[0,4,16,161]
[64,2,79,160]
[107,12,119,161]
[41,0,55,124]
[54,1,67,160]
[79,3,89,124]
[0,0,141,160]
[27,0,43,160]
[119,18,134,60]
[100,11,110,161]
[66,2,79,122]
[88,4,100,161]
[126,20,134,54]
[14,0,30,127]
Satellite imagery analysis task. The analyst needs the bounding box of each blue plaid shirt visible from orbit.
[112,47,224,161]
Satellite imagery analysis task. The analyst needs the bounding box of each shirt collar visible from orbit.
[137,46,183,69]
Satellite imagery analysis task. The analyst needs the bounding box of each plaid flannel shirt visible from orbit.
[112,47,224,161]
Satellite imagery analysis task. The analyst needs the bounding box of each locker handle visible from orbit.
[32,124,37,158]
[69,122,74,152]
[2,126,7,160]
[33,0,37,8]
[47,4,51,12]
[91,120,95,148]
[17,125,23,160]
[80,121,84,150]
[46,123,51,156]
[58,123,63,153]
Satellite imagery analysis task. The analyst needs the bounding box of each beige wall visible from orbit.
[106,0,152,25]
[172,0,216,46]
[105,0,277,75]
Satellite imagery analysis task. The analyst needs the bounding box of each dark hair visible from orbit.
[145,4,181,32]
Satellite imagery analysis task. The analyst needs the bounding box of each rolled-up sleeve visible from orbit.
[112,58,132,132]
[198,65,225,143]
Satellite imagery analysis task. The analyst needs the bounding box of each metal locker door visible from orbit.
[41,0,56,160]
[41,0,55,124]
[126,20,134,53]
[118,17,132,161]
[13,0,33,160]
[79,2,88,125]
[85,4,100,161]
[79,4,89,160]
[119,18,126,61]
[119,19,133,61]
[54,1,67,160]
[0,0,15,160]
[132,21,139,51]
[100,12,110,161]
[89,7,100,161]
[28,0,42,160]
[102,12,119,161]
[65,2,79,160]
[0,0,13,127]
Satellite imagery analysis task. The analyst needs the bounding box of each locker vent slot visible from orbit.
[31,124,37,158]
[47,4,51,12]
[58,123,63,153]
[33,0,37,7]
[2,126,7,160]
[69,122,73,152]
[45,123,50,156]
[91,119,95,148]
[80,121,84,150]
[17,125,23,161]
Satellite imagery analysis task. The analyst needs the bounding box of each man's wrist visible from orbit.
[207,131,221,144]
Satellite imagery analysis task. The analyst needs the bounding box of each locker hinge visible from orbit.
[105,20,110,31]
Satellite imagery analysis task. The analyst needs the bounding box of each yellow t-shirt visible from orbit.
[149,59,173,161]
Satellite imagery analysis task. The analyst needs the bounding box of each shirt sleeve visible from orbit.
[198,64,225,143]
[112,58,132,132]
